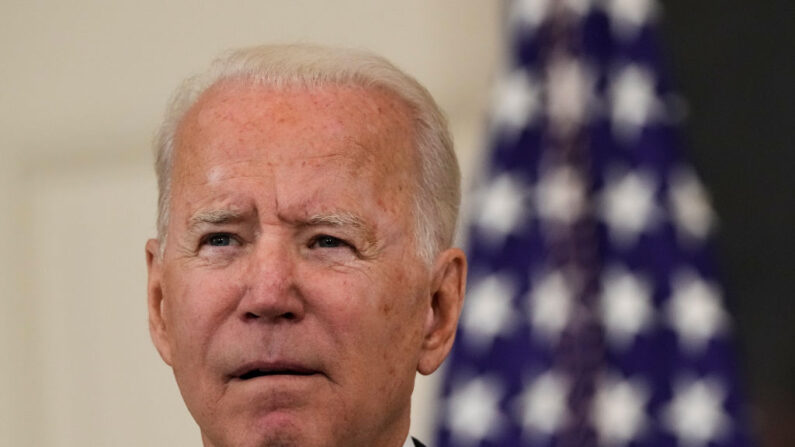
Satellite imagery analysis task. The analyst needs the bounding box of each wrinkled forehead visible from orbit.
[173,79,420,179]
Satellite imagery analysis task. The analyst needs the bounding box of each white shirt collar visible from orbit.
[402,434,414,447]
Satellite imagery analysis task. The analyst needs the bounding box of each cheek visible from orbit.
[314,268,425,364]
[305,275,369,339]
[163,267,244,356]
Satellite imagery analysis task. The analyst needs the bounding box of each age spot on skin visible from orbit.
[207,166,225,184]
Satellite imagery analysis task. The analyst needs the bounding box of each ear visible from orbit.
[146,238,173,366]
[417,247,467,375]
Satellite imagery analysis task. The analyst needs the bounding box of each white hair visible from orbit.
[154,44,460,263]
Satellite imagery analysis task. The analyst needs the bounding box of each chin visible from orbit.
[202,427,303,447]
[200,411,328,447]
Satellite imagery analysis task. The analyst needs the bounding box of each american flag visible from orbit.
[436,1,753,446]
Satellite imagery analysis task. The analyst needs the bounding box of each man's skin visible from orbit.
[146,79,466,447]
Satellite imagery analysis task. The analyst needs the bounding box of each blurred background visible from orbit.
[661,2,794,445]
[0,1,791,446]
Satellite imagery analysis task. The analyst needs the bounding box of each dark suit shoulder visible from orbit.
[412,438,426,447]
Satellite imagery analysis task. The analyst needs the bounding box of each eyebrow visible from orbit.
[187,208,376,236]
[188,209,246,229]
[305,211,368,229]
[187,209,370,231]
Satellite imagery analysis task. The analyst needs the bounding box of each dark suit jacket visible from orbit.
[412,438,426,447]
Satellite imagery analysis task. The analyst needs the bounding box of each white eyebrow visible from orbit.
[306,211,368,229]
[188,209,246,229]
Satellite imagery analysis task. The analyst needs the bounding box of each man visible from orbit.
[145,44,467,447]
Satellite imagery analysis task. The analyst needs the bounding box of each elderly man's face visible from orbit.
[145,80,465,447]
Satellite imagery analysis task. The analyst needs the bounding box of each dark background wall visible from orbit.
[660,1,795,445]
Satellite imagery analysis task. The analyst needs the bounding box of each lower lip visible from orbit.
[228,374,325,409]
[233,373,322,383]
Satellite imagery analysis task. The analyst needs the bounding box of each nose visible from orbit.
[238,236,305,323]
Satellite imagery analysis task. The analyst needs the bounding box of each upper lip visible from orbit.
[229,361,321,381]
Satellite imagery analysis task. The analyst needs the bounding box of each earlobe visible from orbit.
[146,238,173,366]
[417,248,467,375]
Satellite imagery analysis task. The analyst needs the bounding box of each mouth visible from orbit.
[230,362,321,381]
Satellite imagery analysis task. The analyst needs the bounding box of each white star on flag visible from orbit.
[609,64,662,143]
[662,376,731,447]
[669,167,717,242]
[560,0,594,17]
[492,69,542,139]
[546,56,595,137]
[665,270,729,354]
[515,371,571,438]
[474,173,531,245]
[446,375,506,446]
[591,374,649,446]
[462,274,519,349]
[599,169,659,246]
[526,269,576,343]
[603,0,658,40]
[535,165,588,225]
[510,0,552,32]
[599,266,655,350]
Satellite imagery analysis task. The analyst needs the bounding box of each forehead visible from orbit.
[174,79,417,174]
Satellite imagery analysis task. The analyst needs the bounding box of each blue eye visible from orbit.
[206,233,233,246]
[315,235,344,248]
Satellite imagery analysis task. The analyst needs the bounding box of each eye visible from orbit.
[312,235,347,249]
[203,233,234,247]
